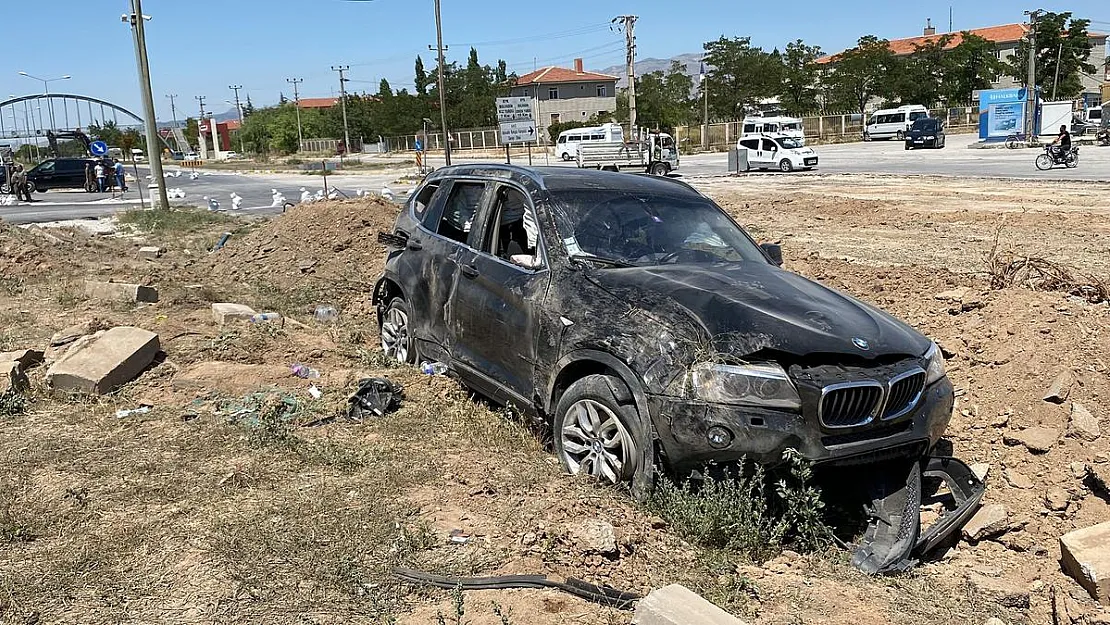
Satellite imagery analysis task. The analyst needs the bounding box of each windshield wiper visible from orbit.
[569,253,636,268]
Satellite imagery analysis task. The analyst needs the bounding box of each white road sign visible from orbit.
[496,96,534,122]
[499,120,537,144]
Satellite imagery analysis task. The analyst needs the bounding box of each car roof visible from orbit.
[430,164,703,197]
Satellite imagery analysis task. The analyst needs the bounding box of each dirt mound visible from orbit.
[202,198,401,315]
[0,220,107,280]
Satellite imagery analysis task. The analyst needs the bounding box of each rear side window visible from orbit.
[437,182,485,245]
[739,139,759,150]
[410,181,440,220]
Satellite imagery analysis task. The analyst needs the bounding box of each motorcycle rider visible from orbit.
[1050,125,1071,161]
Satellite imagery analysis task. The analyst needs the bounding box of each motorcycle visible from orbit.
[1097,128,1110,147]
[1035,145,1079,170]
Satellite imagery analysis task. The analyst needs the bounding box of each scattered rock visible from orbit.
[1073,462,1092,479]
[1045,488,1070,512]
[45,327,160,394]
[1088,464,1110,497]
[935,288,969,301]
[1069,403,1101,442]
[520,532,537,546]
[138,246,164,260]
[963,504,1010,541]
[1003,427,1060,453]
[50,321,94,347]
[1044,370,1074,404]
[633,583,747,625]
[971,463,991,482]
[84,280,159,304]
[1005,470,1034,490]
[967,573,1031,608]
[1060,522,1110,605]
[648,516,667,530]
[1,361,29,395]
[0,349,45,370]
[570,520,618,556]
[212,303,258,325]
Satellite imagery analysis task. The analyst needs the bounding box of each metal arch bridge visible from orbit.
[0,93,149,141]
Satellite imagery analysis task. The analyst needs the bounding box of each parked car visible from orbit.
[865,105,929,141]
[374,165,955,493]
[904,118,946,149]
[736,135,818,172]
[24,157,98,192]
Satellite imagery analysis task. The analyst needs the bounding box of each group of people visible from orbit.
[86,158,128,193]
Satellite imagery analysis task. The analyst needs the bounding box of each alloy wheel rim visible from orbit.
[380,307,410,363]
[561,399,633,485]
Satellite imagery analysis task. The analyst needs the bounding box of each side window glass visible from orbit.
[38,161,56,174]
[739,139,758,150]
[437,182,484,244]
[410,181,440,221]
[485,186,543,270]
[762,139,777,152]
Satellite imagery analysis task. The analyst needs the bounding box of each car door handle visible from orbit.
[406,239,423,251]
[460,264,480,279]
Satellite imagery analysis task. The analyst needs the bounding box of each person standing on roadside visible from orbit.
[12,164,33,202]
[85,161,96,192]
[114,159,127,191]
[94,161,106,192]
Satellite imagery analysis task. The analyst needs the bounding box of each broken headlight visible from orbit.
[690,363,801,410]
[924,342,946,385]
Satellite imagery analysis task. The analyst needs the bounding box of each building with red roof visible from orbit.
[510,58,619,136]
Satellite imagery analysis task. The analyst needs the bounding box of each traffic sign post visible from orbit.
[496,97,537,165]
[498,120,538,144]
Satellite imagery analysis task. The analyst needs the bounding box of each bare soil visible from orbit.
[1,176,1108,625]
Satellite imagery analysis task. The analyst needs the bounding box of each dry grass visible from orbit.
[984,216,1110,303]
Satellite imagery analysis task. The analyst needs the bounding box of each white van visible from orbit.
[556,123,624,161]
[736,135,818,172]
[864,105,929,141]
[741,116,805,145]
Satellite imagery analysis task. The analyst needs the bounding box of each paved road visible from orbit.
[4,135,1107,225]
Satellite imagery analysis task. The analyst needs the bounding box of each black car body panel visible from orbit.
[26,157,97,191]
[905,119,945,149]
[375,165,954,471]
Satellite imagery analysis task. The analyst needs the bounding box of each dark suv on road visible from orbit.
[25,157,97,192]
[905,118,946,150]
[374,165,956,492]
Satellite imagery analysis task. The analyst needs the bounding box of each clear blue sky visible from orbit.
[1,0,1107,119]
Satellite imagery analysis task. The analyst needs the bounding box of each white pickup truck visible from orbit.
[576,131,679,176]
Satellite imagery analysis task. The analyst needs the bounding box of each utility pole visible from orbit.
[613,15,638,135]
[331,65,352,158]
[229,84,245,153]
[430,0,451,166]
[195,95,206,118]
[124,0,169,211]
[700,63,709,151]
[1024,9,1040,142]
[286,78,304,151]
[1051,42,1063,101]
[165,93,179,128]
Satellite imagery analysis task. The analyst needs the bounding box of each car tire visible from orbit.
[561,152,572,162]
[0,183,8,194]
[778,159,793,173]
[554,373,646,487]
[863,132,871,142]
[379,296,418,365]
[26,181,37,193]
[896,130,905,141]
[905,143,911,150]
[649,162,668,176]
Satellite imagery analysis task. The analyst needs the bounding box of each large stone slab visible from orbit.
[46,327,160,394]
[212,303,257,325]
[963,504,1010,541]
[633,584,748,625]
[1060,522,1110,605]
[1003,427,1060,453]
[84,281,159,303]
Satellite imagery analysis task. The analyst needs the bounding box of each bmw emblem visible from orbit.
[852,337,871,351]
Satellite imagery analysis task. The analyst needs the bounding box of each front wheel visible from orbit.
[379,297,417,365]
[25,181,36,193]
[560,152,572,162]
[554,374,645,487]
[649,162,668,176]
[895,130,905,141]
[0,183,9,194]
[779,159,794,173]
[1035,154,1053,171]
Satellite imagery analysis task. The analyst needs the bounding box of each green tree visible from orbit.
[184,117,199,149]
[702,36,782,118]
[414,55,429,96]
[634,61,696,130]
[943,32,1006,104]
[1007,11,1096,99]
[890,35,952,106]
[825,35,897,115]
[779,40,823,115]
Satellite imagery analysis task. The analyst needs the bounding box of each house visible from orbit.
[510,59,619,136]
[297,97,340,110]
[818,21,1108,107]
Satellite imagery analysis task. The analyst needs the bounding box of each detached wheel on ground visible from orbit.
[554,374,646,487]
[379,297,417,365]
[778,159,794,173]
[649,162,669,176]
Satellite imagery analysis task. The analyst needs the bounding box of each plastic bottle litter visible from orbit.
[421,361,448,376]
[308,385,323,399]
[291,364,321,379]
[211,231,232,251]
[250,312,283,325]
[313,305,339,323]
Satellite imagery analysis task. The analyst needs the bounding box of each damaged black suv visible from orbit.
[375,164,959,483]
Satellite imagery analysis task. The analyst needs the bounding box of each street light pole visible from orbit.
[286,78,304,151]
[124,0,170,211]
[18,72,70,131]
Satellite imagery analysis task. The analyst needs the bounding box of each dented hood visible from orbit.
[588,264,930,359]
